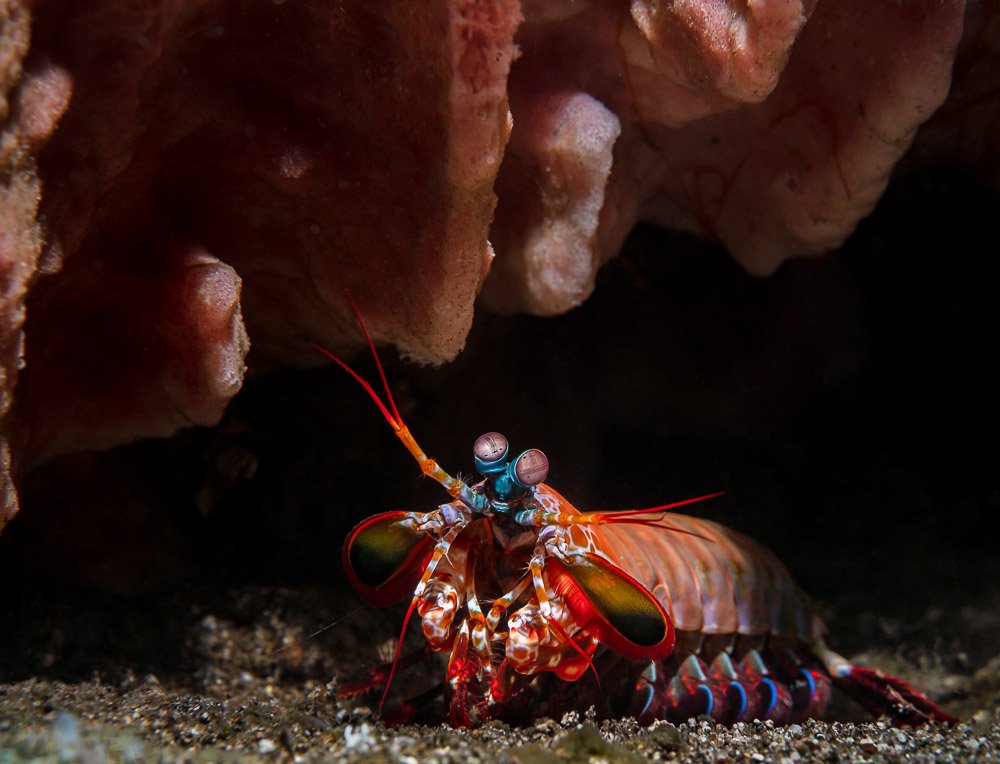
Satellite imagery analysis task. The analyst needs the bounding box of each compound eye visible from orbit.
[512,448,548,488]
[474,432,509,470]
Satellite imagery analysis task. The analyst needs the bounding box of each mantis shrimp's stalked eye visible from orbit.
[474,432,509,474]
[512,448,548,488]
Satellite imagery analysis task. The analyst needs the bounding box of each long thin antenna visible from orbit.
[343,290,403,426]
[310,343,398,429]
[588,492,724,539]
[267,604,366,656]
[600,491,725,518]
[312,292,486,512]
[379,595,421,713]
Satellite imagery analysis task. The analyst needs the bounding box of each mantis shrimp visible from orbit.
[317,297,955,728]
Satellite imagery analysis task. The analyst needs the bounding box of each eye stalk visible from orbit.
[474,437,548,509]
[474,432,509,475]
[511,449,549,488]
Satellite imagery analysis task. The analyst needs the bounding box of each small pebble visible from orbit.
[258,738,276,753]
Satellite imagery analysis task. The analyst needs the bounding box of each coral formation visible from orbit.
[484,0,968,312]
[0,1,520,525]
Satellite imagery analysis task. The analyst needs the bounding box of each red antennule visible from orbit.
[310,290,403,431]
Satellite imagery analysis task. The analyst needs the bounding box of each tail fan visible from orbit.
[833,666,957,726]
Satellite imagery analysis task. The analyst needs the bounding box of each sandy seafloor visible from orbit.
[0,582,997,763]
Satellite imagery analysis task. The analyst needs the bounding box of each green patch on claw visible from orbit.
[563,557,668,647]
[348,514,425,589]
[343,511,433,604]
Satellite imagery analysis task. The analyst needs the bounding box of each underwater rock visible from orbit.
[485,0,968,312]
[0,0,519,526]
[0,0,994,530]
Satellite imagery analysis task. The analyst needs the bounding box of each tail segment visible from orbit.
[813,639,956,725]
[833,666,957,726]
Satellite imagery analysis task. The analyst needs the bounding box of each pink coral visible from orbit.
[1,0,520,528]
[486,0,968,313]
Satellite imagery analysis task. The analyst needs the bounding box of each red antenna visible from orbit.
[312,291,486,510]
